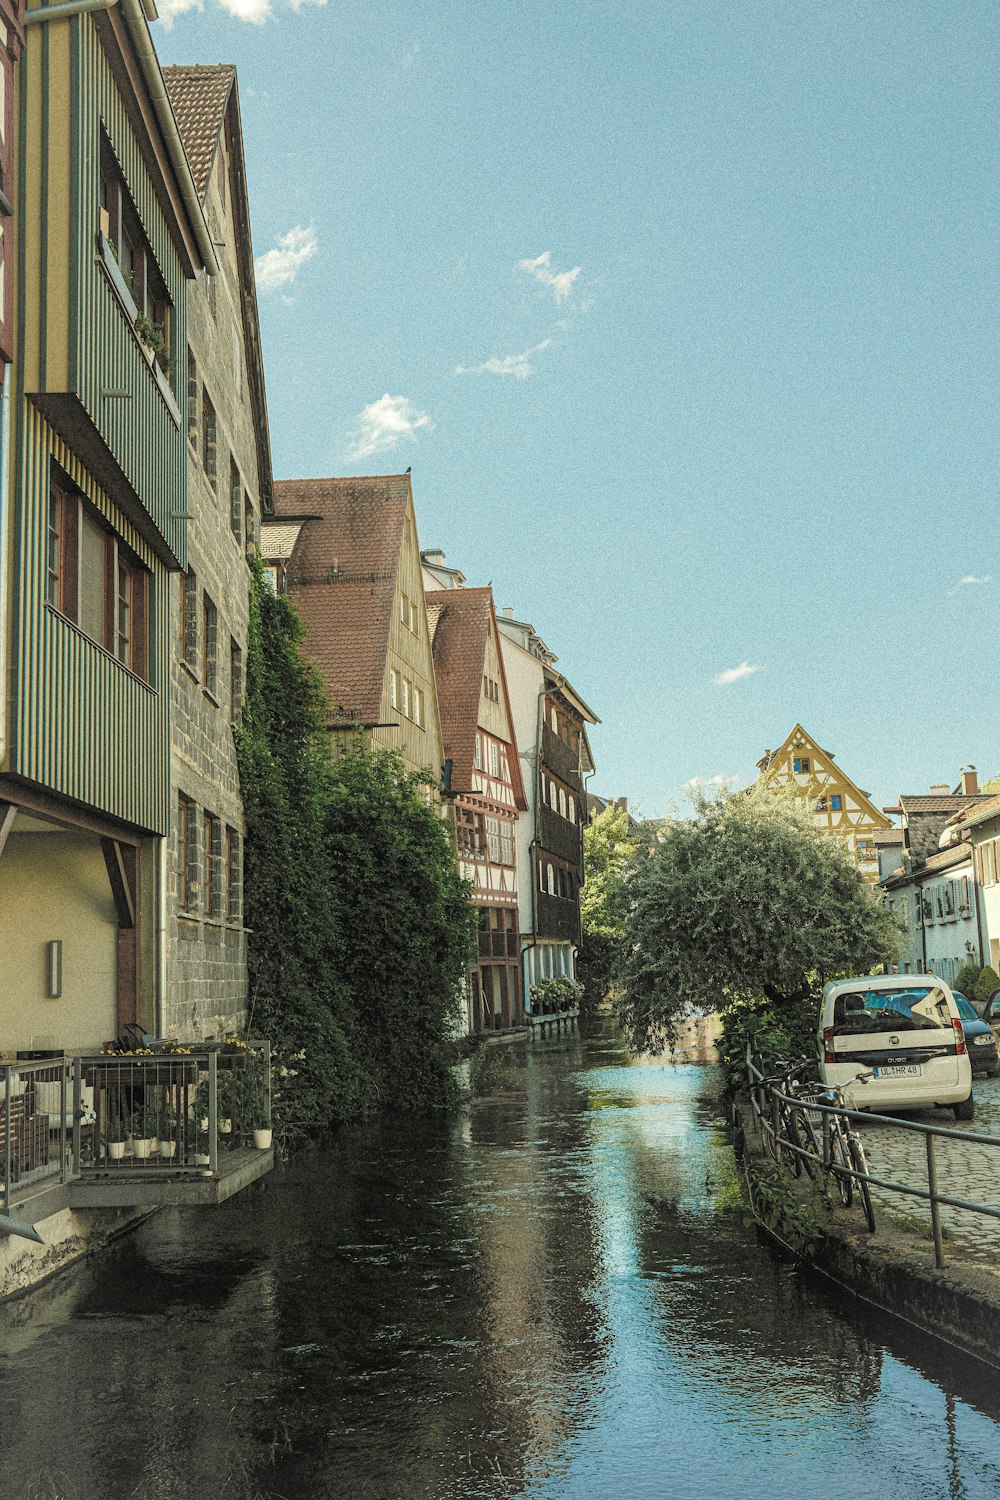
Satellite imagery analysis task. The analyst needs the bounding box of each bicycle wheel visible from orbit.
[830,1130,853,1207]
[792,1108,820,1180]
[849,1136,875,1232]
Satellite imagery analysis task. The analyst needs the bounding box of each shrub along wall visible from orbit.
[236,562,474,1139]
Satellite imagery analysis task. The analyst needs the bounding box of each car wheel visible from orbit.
[953,1094,975,1121]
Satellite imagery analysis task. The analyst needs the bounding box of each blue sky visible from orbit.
[156,1,1000,817]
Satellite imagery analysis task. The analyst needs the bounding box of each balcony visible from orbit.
[536,891,582,945]
[538,803,583,867]
[540,723,582,786]
[1,1044,274,1235]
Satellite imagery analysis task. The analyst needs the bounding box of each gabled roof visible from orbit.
[162,64,234,199]
[425,586,527,809]
[270,475,411,724]
[757,723,892,829]
[163,63,273,511]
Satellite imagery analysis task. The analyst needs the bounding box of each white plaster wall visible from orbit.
[0,831,117,1051]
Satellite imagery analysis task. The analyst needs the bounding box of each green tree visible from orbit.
[616,785,900,1052]
[954,961,982,1000]
[974,965,1000,1005]
[236,561,475,1136]
[577,803,637,1008]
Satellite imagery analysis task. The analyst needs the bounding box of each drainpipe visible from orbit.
[0,363,10,766]
[155,835,167,1035]
[25,0,118,23]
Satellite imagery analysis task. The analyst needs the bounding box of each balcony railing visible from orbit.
[0,1042,273,1226]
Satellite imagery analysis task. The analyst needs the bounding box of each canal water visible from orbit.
[2,1026,1000,1500]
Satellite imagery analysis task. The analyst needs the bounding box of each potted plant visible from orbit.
[131,1108,155,1159]
[191,1115,211,1166]
[106,1113,127,1161]
[157,1102,177,1159]
[252,1117,272,1150]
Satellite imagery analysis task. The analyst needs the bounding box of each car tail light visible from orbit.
[953,1017,967,1056]
[823,1026,836,1064]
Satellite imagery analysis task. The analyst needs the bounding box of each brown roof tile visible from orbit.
[163,65,235,200]
[270,475,409,723]
[426,587,526,808]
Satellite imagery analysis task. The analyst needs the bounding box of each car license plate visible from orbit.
[874,1064,922,1078]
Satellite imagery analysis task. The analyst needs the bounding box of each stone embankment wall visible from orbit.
[731,1100,1000,1371]
[0,1207,152,1303]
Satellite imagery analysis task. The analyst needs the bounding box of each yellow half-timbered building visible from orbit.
[756,724,893,882]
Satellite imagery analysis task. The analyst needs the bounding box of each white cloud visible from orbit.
[348,394,433,461]
[400,40,421,68]
[217,0,271,20]
[155,0,203,27]
[454,338,553,380]
[254,225,317,294]
[712,661,760,686]
[948,573,993,596]
[518,251,581,303]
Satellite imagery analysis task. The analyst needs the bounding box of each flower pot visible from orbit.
[108,1140,126,1160]
[253,1128,272,1150]
[194,1152,211,1167]
[158,1139,176,1159]
[220,1118,232,1135]
[133,1138,153,1159]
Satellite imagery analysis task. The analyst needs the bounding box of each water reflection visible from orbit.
[0,1025,998,1499]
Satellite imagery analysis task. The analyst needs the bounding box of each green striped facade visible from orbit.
[11,10,193,834]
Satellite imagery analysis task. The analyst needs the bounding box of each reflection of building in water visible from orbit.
[468,1050,608,1484]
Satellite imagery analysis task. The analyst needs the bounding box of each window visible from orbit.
[500,822,514,866]
[550,781,558,811]
[550,705,558,733]
[183,567,198,662]
[47,463,150,680]
[547,863,555,896]
[202,388,217,493]
[414,686,424,728]
[538,859,546,892]
[498,747,511,784]
[486,817,501,863]
[793,757,810,773]
[401,677,411,718]
[559,788,567,819]
[568,795,576,824]
[830,795,843,811]
[488,739,500,778]
[814,796,827,812]
[475,734,484,771]
[178,794,197,911]
[230,637,243,722]
[229,457,242,543]
[389,668,399,710]
[399,592,408,625]
[409,599,417,633]
[226,826,241,921]
[202,594,217,697]
[204,812,223,916]
[244,492,256,557]
[187,349,198,449]
[231,320,242,396]
[100,132,173,379]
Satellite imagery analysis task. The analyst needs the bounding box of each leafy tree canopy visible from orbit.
[616,785,900,1051]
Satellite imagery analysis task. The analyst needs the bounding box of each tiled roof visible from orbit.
[898,795,986,814]
[163,65,235,200]
[273,476,410,724]
[426,587,526,808]
[872,829,904,845]
[261,521,306,561]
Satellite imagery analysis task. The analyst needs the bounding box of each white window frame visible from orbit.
[389,668,399,710]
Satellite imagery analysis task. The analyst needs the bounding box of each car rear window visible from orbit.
[832,987,953,1034]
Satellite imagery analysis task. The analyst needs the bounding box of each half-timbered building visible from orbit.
[425,586,528,1031]
[756,724,893,882]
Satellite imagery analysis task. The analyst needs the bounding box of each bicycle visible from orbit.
[811,1073,876,1232]
[753,1057,821,1179]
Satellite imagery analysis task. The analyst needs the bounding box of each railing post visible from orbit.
[926,1133,946,1270]
[2,1066,11,1215]
[771,1090,782,1163]
[59,1059,68,1183]
[821,1110,831,1170]
[72,1057,82,1174]
[208,1051,218,1175]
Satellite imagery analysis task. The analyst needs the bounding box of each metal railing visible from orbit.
[745,1046,1000,1268]
[1,1041,271,1215]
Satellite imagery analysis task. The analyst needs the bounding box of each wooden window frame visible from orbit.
[202,593,218,698]
[230,636,243,723]
[229,456,242,543]
[225,825,241,921]
[202,387,217,494]
[204,811,223,917]
[178,793,197,912]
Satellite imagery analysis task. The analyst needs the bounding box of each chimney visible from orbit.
[616,797,629,815]
[502,607,514,619]
[422,549,446,567]
[961,769,980,796]
[929,784,950,796]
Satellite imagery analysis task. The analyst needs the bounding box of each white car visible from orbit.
[818,975,974,1120]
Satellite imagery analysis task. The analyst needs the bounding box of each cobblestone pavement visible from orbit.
[845,1072,1000,1267]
